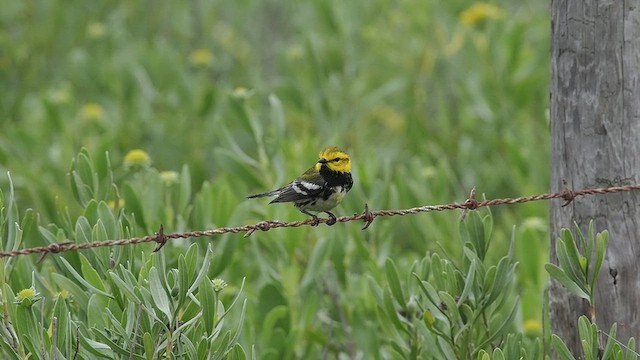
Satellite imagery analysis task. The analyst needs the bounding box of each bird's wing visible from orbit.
[269,167,325,203]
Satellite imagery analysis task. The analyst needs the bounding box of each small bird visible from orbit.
[247,146,353,225]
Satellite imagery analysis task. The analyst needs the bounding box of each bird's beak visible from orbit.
[317,158,328,164]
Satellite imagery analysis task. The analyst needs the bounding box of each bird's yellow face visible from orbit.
[315,146,351,173]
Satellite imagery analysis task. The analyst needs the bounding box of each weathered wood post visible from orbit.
[550,0,640,353]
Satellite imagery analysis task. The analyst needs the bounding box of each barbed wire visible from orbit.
[2,182,640,258]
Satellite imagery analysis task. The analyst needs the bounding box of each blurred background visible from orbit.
[0,0,549,356]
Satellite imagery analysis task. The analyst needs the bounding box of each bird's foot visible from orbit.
[325,212,337,226]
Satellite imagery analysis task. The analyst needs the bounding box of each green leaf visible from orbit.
[143,332,155,360]
[591,230,608,290]
[230,300,247,346]
[177,255,189,309]
[179,164,192,212]
[552,334,577,360]
[545,264,590,300]
[493,348,506,360]
[200,277,217,336]
[555,239,589,295]
[486,256,514,305]
[79,335,113,358]
[0,337,20,360]
[184,243,199,282]
[97,201,117,238]
[19,208,36,244]
[79,253,106,291]
[179,335,199,359]
[51,273,90,310]
[460,211,488,260]
[436,336,457,360]
[89,329,129,357]
[87,293,109,329]
[482,265,497,294]
[149,267,172,323]
[431,253,446,290]
[383,287,409,336]
[476,350,490,360]
[438,291,459,321]
[601,322,617,359]
[262,305,288,336]
[413,275,441,310]
[626,337,637,360]
[60,257,113,298]
[91,219,112,266]
[52,294,71,352]
[70,171,90,207]
[229,343,247,360]
[385,259,405,306]
[477,299,519,348]
[560,230,587,284]
[123,182,147,231]
[457,259,476,306]
[301,237,333,289]
[187,243,213,296]
[197,337,208,359]
[211,331,232,360]
[70,149,98,206]
[584,221,594,265]
[579,316,600,360]
[108,272,140,303]
[75,216,92,243]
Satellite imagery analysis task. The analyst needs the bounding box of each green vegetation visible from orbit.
[4,0,615,358]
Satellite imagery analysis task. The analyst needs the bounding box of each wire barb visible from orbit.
[37,241,74,263]
[460,187,478,221]
[361,203,375,230]
[153,224,168,252]
[244,221,274,238]
[561,179,575,207]
[464,187,478,209]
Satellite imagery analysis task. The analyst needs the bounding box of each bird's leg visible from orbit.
[325,212,337,226]
[301,210,320,226]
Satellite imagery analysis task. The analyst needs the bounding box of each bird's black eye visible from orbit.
[332,157,342,162]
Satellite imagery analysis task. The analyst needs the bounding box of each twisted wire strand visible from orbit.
[2,183,639,258]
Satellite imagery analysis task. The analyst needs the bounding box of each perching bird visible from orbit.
[247,146,353,225]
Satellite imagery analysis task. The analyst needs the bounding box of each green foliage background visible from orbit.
[0,0,550,358]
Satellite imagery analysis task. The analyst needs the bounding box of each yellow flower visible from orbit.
[15,288,41,307]
[16,288,36,300]
[160,171,179,185]
[459,3,505,25]
[79,102,105,120]
[212,278,227,292]
[107,198,125,209]
[523,319,542,333]
[124,149,151,169]
[57,290,71,299]
[189,48,214,67]
[87,21,107,39]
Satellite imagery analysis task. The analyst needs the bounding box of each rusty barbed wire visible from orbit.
[2,182,640,258]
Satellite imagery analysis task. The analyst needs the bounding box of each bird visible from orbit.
[247,146,353,225]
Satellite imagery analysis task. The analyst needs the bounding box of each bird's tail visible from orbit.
[247,189,279,199]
